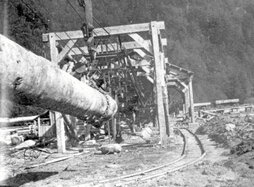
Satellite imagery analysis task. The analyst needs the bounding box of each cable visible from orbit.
[65,0,84,22]
[93,16,111,36]
[54,33,81,57]
[28,0,84,58]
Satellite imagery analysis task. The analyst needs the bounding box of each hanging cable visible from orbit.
[65,0,83,22]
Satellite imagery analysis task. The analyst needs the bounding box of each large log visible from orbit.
[0,34,117,120]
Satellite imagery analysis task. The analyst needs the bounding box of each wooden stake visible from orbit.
[55,113,66,153]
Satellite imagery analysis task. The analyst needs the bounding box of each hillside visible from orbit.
[2,0,254,107]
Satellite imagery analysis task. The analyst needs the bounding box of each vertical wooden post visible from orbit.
[49,33,66,153]
[37,117,41,137]
[84,0,93,27]
[55,113,65,152]
[107,121,111,143]
[153,79,158,128]
[151,21,167,145]
[3,0,8,37]
[161,53,170,137]
[112,94,118,141]
[189,75,195,123]
[182,103,186,114]
[184,90,190,117]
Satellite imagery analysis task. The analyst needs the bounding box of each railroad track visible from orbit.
[80,128,206,187]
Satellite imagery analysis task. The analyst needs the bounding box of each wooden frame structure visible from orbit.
[43,21,195,149]
[43,21,171,147]
[165,63,195,122]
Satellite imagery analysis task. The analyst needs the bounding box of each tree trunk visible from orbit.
[0,35,117,121]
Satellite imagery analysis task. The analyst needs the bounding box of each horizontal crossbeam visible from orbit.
[43,21,165,42]
[64,39,167,61]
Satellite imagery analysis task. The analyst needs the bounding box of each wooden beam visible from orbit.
[194,102,211,107]
[37,117,41,137]
[215,99,239,105]
[151,22,167,146]
[43,21,165,41]
[84,0,93,27]
[67,39,167,57]
[189,75,195,123]
[49,33,58,65]
[49,33,66,153]
[3,0,8,37]
[128,33,153,54]
[133,49,146,58]
[161,53,170,137]
[0,34,118,120]
[184,89,190,118]
[57,39,77,62]
[166,78,188,92]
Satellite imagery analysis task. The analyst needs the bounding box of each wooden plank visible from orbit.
[184,89,190,116]
[43,21,165,41]
[0,115,38,123]
[49,33,66,153]
[128,33,153,54]
[133,49,146,58]
[3,0,8,36]
[49,33,58,65]
[151,21,167,146]
[166,78,188,92]
[85,0,93,27]
[194,102,212,107]
[167,81,184,91]
[37,117,41,137]
[68,39,167,56]
[215,99,239,105]
[57,39,77,62]
[161,53,171,137]
[189,75,195,123]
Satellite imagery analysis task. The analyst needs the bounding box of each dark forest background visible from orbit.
[1,0,254,116]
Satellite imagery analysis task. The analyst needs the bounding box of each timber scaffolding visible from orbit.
[0,4,195,153]
[0,22,195,153]
[42,20,195,149]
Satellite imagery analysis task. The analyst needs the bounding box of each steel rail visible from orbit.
[79,128,206,186]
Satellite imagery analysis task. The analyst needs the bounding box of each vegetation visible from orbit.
[40,0,254,103]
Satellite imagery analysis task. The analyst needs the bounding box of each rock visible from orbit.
[105,164,121,168]
[225,123,236,132]
[14,140,36,150]
[11,135,24,145]
[100,144,122,154]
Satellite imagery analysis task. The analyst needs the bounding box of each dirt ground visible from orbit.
[1,111,254,186]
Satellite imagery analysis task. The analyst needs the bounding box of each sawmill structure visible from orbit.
[0,0,195,153]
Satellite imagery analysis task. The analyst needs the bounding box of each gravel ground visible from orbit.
[1,112,254,186]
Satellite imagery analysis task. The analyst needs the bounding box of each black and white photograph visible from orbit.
[1,0,254,186]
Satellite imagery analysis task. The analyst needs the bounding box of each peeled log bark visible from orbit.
[0,34,117,120]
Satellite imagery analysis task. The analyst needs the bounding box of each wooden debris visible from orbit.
[25,151,91,169]
[14,140,36,150]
